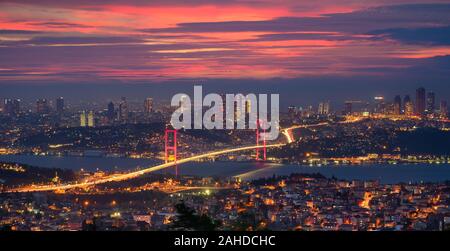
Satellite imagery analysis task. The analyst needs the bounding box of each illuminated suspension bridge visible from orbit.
[7,117,363,193]
[8,143,284,193]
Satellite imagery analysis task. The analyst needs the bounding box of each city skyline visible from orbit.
[2,85,448,115]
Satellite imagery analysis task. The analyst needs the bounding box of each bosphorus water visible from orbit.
[1,154,450,184]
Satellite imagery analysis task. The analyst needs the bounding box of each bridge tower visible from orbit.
[165,128,178,175]
[256,120,267,161]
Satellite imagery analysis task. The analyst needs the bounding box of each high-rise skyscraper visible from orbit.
[404,95,414,116]
[56,97,64,114]
[80,111,87,127]
[107,102,115,121]
[3,99,12,115]
[288,105,296,116]
[394,95,402,115]
[415,87,426,116]
[343,101,352,115]
[426,91,435,114]
[12,99,20,115]
[88,111,95,127]
[373,96,385,114]
[36,99,50,114]
[318,103,324,115]
[144,98,153,114]
[3,99,20,116]
[318,101,330,115]
[118,97,128,122]
[441,101,448,119]
[325,102,330,115]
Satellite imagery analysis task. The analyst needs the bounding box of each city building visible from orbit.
[288,106,296,114]
[394,95,402,115]
[441,101,448,119]
[427,92,435,114]
[404,95,414,116]
[56,97,64,114]
[374,96,385,114]
[318,101,330,115]
[415,87,426,116]
[118,97,128,123]
[88,111,95,127]
[3,99,13,115]
[145,98,153,114]
[107,102,115,121]
[3,98,20,116]
[343,101,352,115]
[80,111,87,127]
[288,106,298,120]
[36,99,50,114]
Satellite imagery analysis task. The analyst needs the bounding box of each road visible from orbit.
[281,116,364,143]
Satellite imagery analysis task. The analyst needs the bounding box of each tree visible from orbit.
[231,211,258,231]
[0,224,12,231]
[170,201,221,231]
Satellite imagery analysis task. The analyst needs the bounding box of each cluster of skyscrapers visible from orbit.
[81,97,154,127]
[0,95,158,128]
[288,101,331,120]
[2,97,65,116]
[390,87,447,117]
[343,87,448,118]
[1,86,448,127]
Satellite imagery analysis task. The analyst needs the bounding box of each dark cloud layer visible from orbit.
[0,29,41,34]
[141,4,450,34]
[370,26,450,45]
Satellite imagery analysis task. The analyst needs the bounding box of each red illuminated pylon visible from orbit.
[164,128,178,175]
[256,120,267,161]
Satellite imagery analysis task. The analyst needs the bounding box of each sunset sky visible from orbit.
[1,0,450,102]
